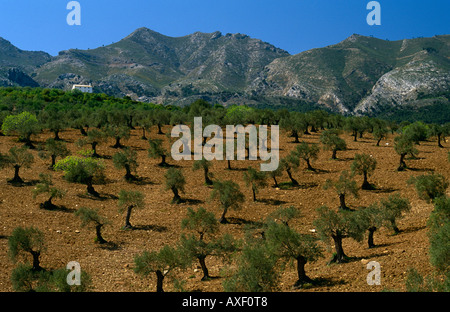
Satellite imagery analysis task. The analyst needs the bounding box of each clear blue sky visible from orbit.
[1,0,449,56]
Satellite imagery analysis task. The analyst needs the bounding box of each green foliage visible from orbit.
[267,206,301,226]
[1,111,39,146]
[402,121,430,144]
[54,156,105,196]
[181,207,219,238]
[265,220,323,287]
[75,207,108,228]
[225,105,255,125]
[408,173,449,203]
[427,196,450,273]
[223,239,279,292]
[76,128,107,157]
[11,261,92,292]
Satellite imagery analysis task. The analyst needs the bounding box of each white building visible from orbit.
[72,84,93,93]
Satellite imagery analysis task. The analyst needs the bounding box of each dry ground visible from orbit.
[0,125,449,292]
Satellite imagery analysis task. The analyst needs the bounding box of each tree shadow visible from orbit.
[226,217,265,227]
[278,181,318,190]
[39,204,75,213]
[127,176,155,186]
[259,198,287,206]
[304,277,347,289]
[132,224,168,232]
[400,225,427,234]
[371,186,398,194]
[77,193,118,201]
[182,198,204,205]
[98,241,122,251]
[310,168,331,174]
[7,179,40,187]
[406,167,435,172]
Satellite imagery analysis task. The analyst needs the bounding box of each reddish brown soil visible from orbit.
[0,126,449,292]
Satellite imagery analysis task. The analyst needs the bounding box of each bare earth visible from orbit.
[0,126,449,292]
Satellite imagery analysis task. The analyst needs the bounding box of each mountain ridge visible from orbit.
[0,28,448,116]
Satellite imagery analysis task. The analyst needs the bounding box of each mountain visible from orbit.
[32,27,289,104]
[249,34,450,115]
[0,37,52,87]
[0,29,449,117]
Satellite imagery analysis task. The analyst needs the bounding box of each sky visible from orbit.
[0,0,449,56]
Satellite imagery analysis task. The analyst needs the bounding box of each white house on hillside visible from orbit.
[72,84,93,93]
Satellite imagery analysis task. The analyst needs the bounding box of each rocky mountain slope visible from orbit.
[249,34,450,115]
[0,29,449,116]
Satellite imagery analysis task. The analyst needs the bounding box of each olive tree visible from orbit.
[313,206,366,263]
[350,153,377,190]
[8,227,46,271]
[117,190,145,229]
[192,157,213,185]
[134,245,189,292]
[378,193,411,235]
[54,156,105,197]
[243,167,267,202]
[38,138,70,170]
[394,134,418,171]
[1,112,40,148]
[112,148,139,182]
[76,129,107,158]
[265,219,323,287]
[294,141,320,171]
[74,207,109,244]
[164,168,186,204]
[4,146,34,184]
[323,170,359,210]
[279,151,300,186]
[223,239,279,292]
[210,180,245,224]
[178,207,237,280]
[32,173,66,210]
[148,138,169,167]
[320,129,347,160]
[408,173,449,203]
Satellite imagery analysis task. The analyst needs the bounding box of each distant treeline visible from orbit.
[0,87,449,130]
